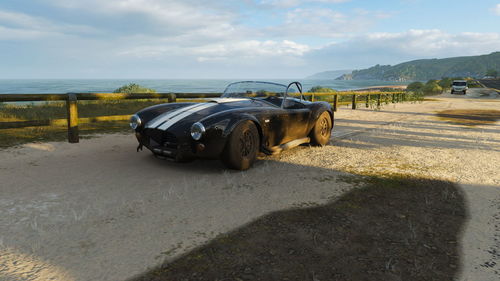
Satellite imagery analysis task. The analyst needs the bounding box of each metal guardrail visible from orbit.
[0,91,407,143]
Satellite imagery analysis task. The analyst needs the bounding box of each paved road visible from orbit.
[479,79,500,91]
[442,87,499,99]
[0,97,499,281]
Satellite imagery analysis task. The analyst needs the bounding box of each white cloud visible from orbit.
[257,0,350,8]
[264,7,376,37]
[494,3,500,15]
[305,29,500,71]
[118,39,310,61]
[0,10,97,40]
[45,0,236,35]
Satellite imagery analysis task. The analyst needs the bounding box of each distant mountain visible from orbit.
[307,69,353,79]
[335,52,500,81]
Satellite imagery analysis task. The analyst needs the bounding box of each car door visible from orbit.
[282,99,311,142]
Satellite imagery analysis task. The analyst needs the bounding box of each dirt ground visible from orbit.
[0,88,499,281]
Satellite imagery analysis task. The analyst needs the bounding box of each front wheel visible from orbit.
[310,111,332,146]
[221,121,259,170]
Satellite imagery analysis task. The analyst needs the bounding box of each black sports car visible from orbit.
[130,81,333,170]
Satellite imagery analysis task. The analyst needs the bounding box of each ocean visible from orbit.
[0,79,409,94]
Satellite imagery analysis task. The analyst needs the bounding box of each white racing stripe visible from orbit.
[146,103,204,129]
[157,103,217,131]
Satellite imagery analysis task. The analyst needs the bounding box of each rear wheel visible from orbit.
[221,121,259,170]
[310,111,332,146]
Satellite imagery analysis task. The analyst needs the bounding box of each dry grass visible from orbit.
[435,109,500,126]
[0,99,168,148]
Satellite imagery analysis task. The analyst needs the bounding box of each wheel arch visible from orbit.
[223,115,263,147]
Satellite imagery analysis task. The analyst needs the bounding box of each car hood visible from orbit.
[141,98,270,132]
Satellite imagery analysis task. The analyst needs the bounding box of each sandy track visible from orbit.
[0,90,499,281]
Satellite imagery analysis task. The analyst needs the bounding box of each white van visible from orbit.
[451,80,468,95]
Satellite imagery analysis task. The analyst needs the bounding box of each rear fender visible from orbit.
[309,102,334,128]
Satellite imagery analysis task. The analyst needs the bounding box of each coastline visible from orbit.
[350,85,407,92]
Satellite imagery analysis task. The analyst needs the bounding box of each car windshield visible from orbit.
[222,81,288,99]
[453,82,467,86]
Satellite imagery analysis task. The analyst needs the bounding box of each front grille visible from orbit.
[144,129,178,150]
[163,132,178,149]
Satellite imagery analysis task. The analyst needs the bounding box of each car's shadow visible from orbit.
[129,170,466,281]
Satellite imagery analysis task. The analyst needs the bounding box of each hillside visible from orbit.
[307,69,353,79]
[335,52,500,81]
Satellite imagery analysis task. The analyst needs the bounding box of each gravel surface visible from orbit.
[0,88,498,281]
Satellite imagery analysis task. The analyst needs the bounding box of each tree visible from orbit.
[486,69,498,78]
[113,83,156,93]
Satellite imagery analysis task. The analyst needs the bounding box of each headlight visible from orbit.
[190,122,205,140]
[130,114,142,130]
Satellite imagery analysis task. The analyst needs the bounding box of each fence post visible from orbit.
[168,93,177,103]
[365,95,370,108]
[377,94,381,107]
[66,93,79,143]
[392,93,395,103]
[333,94,338,112]
[311,93,315,102]
[352,94,357,109]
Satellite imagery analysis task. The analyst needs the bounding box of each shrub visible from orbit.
[422,81,443,95]
[406,82,424,92]
[113,83,156,94]
[308,86,337,93]
[486,69,498,78]
[438,78,453,89]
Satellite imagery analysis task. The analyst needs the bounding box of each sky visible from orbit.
[0,0,499,79]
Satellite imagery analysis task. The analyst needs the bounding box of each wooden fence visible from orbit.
[0,91,407,143]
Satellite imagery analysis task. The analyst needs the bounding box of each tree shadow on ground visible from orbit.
[130,176,466,281]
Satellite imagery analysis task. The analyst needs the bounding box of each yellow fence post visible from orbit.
[66,93,79,143]
[168,93,176,103]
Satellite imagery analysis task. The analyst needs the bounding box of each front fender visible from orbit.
[223,114,262,138]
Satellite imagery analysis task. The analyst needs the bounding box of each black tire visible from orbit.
[310,111,332,146]
[463,91,467,95]
[451,90,454,94]
[221,121,259,170]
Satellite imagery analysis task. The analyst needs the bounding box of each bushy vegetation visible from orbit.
[309,86,337,93]
[422,81,443,95]
[307,86,350,103]
[438,78,453,90]
[345,52,500,81]
[407,82,425,92]
[113,83,156,94]
[486,69,498,78]
[406,77,485,95]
